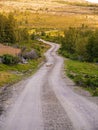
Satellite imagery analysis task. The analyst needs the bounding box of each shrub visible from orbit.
[23,50,38,60]
[93,88,98,96]
[86,31,98,62]
[2,54,19,65]
[60,26,98,62]
[31,33,36,40]
[41,31,46,36]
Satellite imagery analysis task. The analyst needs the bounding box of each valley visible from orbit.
[0,1,98,130]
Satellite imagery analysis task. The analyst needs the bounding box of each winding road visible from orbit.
[1,40,98,130]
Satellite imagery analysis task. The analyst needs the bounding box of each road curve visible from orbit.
[1,40,98,130]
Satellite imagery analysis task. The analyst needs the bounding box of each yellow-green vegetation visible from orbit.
[0,71,20,87]
[59,26,98,62]
[0,0,98,96]
[0,0,98,30]
[0,59,40,87]
[1,0,98,30]
[0,13,50,88]
[65,60,98,96]
[45,30,63,36]
[0,40,50,87]
[15,12,98,29]
[44,26,98,96]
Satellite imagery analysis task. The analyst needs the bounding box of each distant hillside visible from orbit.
[63,0,86,2]
[0,0,96,4]
[0,0,88,2]
[0,0,98,14]
[0,0,98,29]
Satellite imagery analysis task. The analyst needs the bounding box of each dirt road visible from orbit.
[1,40,98,130]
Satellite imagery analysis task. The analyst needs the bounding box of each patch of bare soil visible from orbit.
[0,44,21,56]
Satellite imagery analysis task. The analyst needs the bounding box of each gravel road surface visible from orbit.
[0,40,98,130]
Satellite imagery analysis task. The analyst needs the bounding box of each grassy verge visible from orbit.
[0,58,41,87]
[65,59,98,96]
[0,40,50,88]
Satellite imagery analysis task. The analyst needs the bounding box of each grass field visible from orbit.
[14,12,98,29]
[65,60,98,96]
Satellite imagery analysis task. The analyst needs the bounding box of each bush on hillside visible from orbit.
[2,54,19,65]
[23,50,38,60]
[60,26,98,62]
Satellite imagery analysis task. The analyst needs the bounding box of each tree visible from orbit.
[0,13,17,43]
[2,54,19,65]
[0,14,7,42]
[86,30,98,62]
[60,27,78,54]
[75,37,88,61]
[4,13,17,43]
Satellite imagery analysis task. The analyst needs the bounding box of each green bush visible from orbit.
[2,54,19,65]
[93,88,98,96]
[41,31,46,36]
[59,26,98,63]
[31,33,36,40]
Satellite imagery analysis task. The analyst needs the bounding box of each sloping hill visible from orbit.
[0,0,98,14]
[0,0,98,29]
[63,0,86,2]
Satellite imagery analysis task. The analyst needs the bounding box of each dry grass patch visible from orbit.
[0,44,21,56]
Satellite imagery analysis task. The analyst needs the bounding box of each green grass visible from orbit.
[0,59,41,86]
[0,40,50,87]
[0,71,21,86]
[65,60,98,96]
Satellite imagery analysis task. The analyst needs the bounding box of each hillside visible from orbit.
[0,0,98,14]
[63,0,86,2]
[0,0,98,29]
[0,1,98,129]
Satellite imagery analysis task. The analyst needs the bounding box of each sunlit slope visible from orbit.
[0,0,98,28]
[0,0,98,14]
[63,0,86,2]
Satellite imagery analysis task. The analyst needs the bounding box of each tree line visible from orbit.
[59,25,98,62]
[0,13,29,44]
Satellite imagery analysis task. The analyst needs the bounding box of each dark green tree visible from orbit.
[86,30,98,62]
[0,13,17,43]
[4,13,17,43]
[61,27,78,54]
[0,14,7,42]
